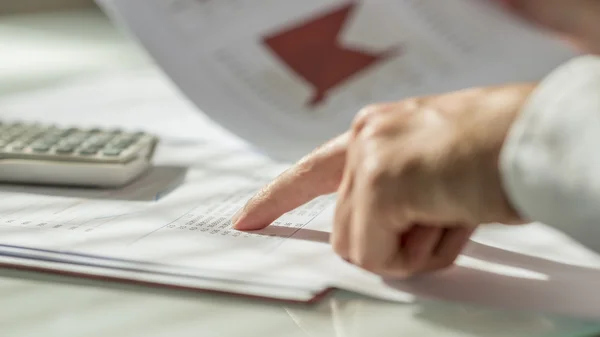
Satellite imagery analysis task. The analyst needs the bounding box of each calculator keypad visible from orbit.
[0,123,157,163]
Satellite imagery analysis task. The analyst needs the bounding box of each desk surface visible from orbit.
[1,9,600,337]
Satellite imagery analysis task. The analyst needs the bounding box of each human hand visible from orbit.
[233,84,535,278]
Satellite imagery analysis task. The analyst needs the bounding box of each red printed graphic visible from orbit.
[263,2,399,107]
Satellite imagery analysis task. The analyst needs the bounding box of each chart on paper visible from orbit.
[102,0,577,160]
[160,0,458,117]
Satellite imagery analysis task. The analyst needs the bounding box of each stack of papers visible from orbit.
[2,0,600,321]
[3,71,600,319]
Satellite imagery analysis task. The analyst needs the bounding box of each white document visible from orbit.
[0,255,323,302]
[99,0,577,161]
[1,0,598,319]
[0,141,599,318]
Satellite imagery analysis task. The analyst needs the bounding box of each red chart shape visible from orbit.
[263,2,399,107]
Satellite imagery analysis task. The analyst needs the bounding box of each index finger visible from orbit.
[233,133,349,231]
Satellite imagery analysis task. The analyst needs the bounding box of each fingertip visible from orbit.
[230,201,263,230]
[231,207,251,229]
[234,222,270,231]
[232,221,254,231]
[232,214,255,231]
[231,211,271,231]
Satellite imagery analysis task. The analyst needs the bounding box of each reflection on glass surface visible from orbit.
[2,254,600,337]
[284,291,600,337]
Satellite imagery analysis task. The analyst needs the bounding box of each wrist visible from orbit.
[490,84,537,225]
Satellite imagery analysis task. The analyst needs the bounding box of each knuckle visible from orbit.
[294,155,317,179]
[352,98,421,135]
[400,97,423,112]
[384,257,416,279]
[354,103,387,124]
[354,258,381,273]
[360,149,398,189]
[438,254,460,269]
[361,157,388,187]
[352,104,393,135]
[399,154,423,177]
[398,256,420,274]
[387,153,423,190]
[427,255,459,272]
[394,268,416,280]
[361,117,391,140]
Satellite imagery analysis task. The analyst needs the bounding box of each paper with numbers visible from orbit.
[2,0,599,319]
[3,141,600,318]
[2,72,600,317]
[98,0,577,161]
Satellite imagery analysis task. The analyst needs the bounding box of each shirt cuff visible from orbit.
[500,55,600,247]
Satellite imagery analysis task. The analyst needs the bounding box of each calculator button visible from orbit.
[63,137,84,146]
[31,144,51,152]
[79,148,98,155]
[115,140,133,148]
[62,128,77,135]
[55,146,75,154]
[87,137,109,147]
[84,147,102,154]
[87,142,106,149]
[21,134,39,142]
[40,138,59,145]
[41,130,59,137]
[80,143,100,150]
[10,142,26,150]
[83,142,102,149]
[67,133,84,139]
[102,148,122,156]
[62,140,82,147]
[40,140,57,148]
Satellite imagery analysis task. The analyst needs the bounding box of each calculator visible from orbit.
[0,121,159,187]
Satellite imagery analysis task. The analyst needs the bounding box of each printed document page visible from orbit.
[1,142,600,318]
[0,145,322,287]
[0,254,322,302]
[99,0,577,161]
[1,9,597,315]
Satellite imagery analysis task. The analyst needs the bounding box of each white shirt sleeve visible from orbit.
[500,55,600,252]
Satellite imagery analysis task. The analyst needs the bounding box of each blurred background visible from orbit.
[0,0,95,14]
[0,0,151,98]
